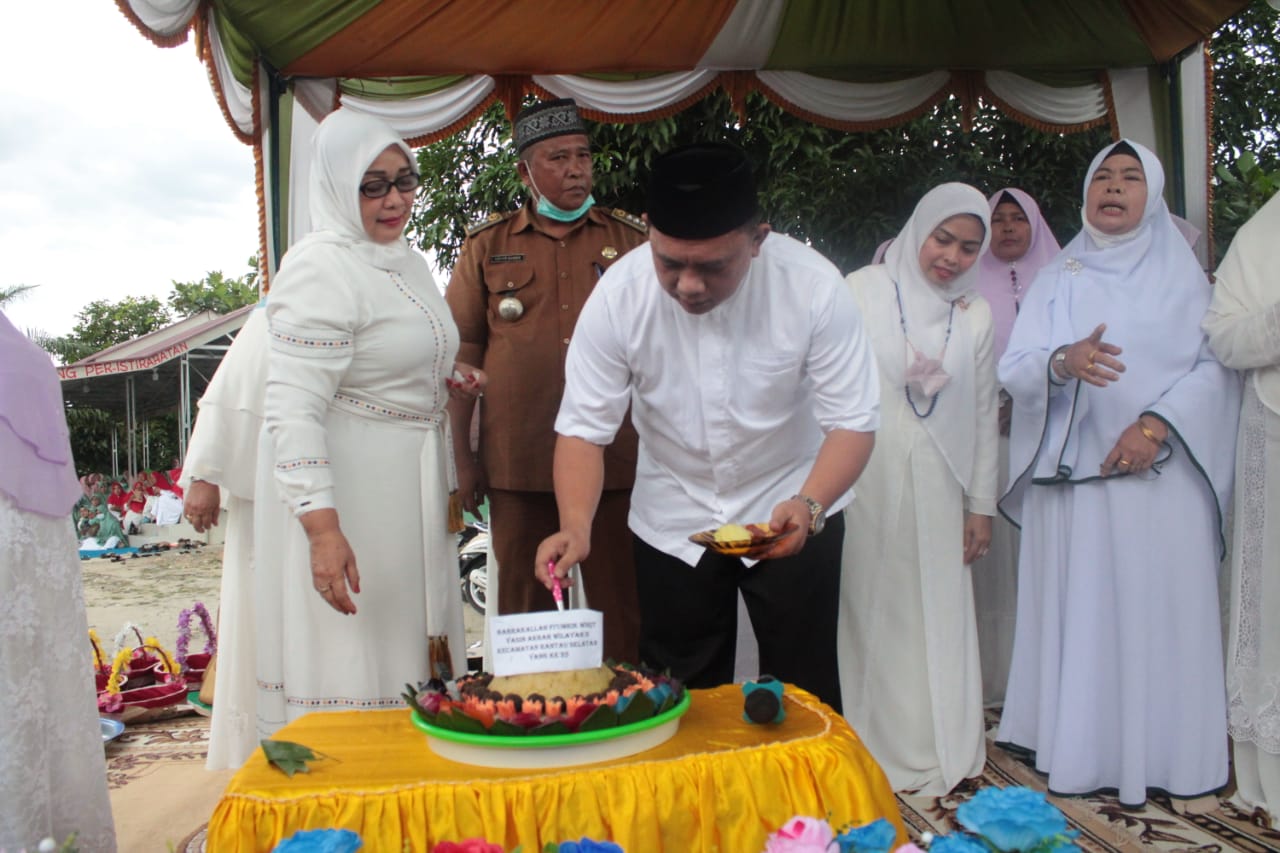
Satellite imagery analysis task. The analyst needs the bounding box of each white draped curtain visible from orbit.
[121,0,1210,269]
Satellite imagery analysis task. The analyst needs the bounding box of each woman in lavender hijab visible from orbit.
[0,310,117,850]
[970,188,1060,707]
[997,140,1239,807]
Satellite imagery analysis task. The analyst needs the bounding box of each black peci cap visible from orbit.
[645,143,758,240]
[513,98,587,155]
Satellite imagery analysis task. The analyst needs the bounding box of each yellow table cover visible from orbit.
[208,684,903,852]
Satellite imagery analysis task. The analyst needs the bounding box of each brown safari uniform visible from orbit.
[445,201,646,662]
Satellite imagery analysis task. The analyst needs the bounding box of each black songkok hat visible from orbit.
[513,98,587,155]
[646,143,758,239]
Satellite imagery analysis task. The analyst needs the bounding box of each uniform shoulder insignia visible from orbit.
[465,211,509,238]
[610,208,647,233]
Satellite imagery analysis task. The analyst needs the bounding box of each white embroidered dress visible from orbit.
[0,312,116,851]
[254,110,464,734]
[1203,192,1280,822]
[180,306,270,769]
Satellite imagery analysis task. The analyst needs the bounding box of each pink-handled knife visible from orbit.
[548,560,565,611]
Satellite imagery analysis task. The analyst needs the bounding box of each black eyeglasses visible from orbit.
[359,173,421,199]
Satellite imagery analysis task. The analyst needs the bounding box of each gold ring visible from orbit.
[1119,459,1130,467]
[1088,349,1098,364]
[317,585,331,593]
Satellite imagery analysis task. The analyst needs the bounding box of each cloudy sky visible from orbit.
[1,2,259,339]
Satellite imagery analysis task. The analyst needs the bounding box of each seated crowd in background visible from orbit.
[72,461,187,549]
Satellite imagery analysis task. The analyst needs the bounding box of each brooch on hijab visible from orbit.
[1065,258,1083,275]
[892,279,954,418]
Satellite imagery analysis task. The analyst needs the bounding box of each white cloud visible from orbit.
[0,2,258,338]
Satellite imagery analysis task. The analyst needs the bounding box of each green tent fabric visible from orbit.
[116,0,1247,273]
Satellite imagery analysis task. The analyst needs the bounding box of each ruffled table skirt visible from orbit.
[207,684,902,851]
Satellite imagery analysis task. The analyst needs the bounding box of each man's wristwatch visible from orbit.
[791,494,826,536]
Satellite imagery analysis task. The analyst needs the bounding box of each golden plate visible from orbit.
[688,523,790,558]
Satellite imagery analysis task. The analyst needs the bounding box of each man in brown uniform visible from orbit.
[445,98,646,662]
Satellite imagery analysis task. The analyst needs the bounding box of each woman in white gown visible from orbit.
[0,310,116,851]
[971,188,1061,706]
[1203,192,1280,824]
[839,183,997,795]
[180,305,271,769]
[997,139,1239,807]
[255,109,480,735]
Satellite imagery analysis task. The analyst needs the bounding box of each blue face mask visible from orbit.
[528,170,595,222]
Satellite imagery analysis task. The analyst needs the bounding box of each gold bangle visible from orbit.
[1139,422,1162,445]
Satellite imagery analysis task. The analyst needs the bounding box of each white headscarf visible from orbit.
[1206,192,1280,414]
[883,182,992,490]
[291,109,417,273]
[1000,139,1240,541]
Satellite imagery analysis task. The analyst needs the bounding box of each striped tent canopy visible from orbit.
[116,0,1250,272]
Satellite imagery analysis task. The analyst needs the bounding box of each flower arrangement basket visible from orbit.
[176,602,217,692]
[98,626,189,724]
[89,630,111,693]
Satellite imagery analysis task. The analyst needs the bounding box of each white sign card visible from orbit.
[488,609,604,677]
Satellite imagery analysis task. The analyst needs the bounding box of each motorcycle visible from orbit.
[458,519,489,615]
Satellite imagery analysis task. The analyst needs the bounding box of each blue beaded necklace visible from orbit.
[892,278,954,419]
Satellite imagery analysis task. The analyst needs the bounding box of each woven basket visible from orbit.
[99,630,189,724]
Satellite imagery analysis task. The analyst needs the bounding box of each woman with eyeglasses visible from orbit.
[255,109,484,735]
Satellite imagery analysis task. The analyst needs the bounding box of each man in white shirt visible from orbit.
[535,143,879,711]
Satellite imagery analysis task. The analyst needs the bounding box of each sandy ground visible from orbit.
[82,544,485,659]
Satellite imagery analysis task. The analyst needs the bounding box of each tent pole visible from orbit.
[111,427,119,480]
[179,353,191,463]
[125,376,136,479]
[143,418,151,471]
[1164,58,1187,217]
[267,61,286,275]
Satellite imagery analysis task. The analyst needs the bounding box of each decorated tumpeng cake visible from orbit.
[404,662,684,737]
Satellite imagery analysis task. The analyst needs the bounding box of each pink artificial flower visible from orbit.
[431,839,504,853]
[763,815,835,852]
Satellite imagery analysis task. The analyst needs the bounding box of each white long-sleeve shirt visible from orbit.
[556,232,880,565]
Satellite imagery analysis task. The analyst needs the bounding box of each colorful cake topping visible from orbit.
[404,662,684,737]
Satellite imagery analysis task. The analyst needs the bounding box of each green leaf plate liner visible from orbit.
[411,691,691,749]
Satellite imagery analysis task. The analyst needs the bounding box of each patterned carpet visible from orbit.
[896,714,1280,852]
[108,710,1280,852]
[106,709,209,791]
[105,709,226,852]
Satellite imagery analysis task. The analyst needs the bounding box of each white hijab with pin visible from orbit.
[883,182,992,491]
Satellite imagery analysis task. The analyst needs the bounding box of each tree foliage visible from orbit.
[168,260,260,317]
[47,295,171,365]
[411,95,1107,276]
[1211,0,1280,259]
[47,259,259,474]
[0,283,38,308]
[410,3,1279,274]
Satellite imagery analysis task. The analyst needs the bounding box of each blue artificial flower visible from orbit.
[558,840,624,853]
[835,817,897,853]
[929,833,989,853]
[272,828,363,853]
[956,787,1077,852]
